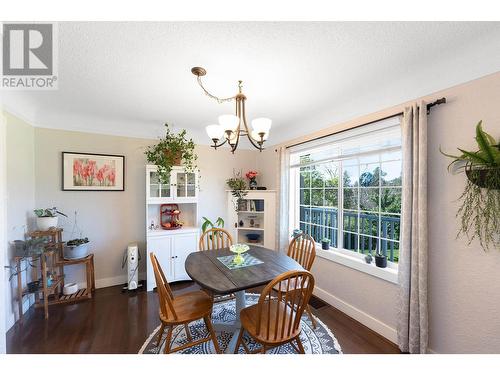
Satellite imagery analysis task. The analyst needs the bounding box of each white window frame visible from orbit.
[288,120,402,284]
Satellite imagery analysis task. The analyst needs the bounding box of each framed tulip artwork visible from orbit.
[62,152,125,191]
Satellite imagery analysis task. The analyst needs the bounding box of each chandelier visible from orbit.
[191,66,271,153]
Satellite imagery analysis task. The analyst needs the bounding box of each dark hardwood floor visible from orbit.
[6,281,400,354]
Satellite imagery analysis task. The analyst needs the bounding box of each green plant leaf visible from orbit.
[475,121,495,164]
[457,148,489,165]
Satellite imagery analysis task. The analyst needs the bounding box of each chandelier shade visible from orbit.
[191,66,271,153]
[218,114,240,133]
[205,124,224,140]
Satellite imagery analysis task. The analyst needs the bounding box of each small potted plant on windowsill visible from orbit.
[374,250,387,268]
[321,238,330,250]
[33,207,67,231]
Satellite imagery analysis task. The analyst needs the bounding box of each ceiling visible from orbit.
[2,22,500,147]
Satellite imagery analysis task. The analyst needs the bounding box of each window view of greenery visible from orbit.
[298,150,402,263]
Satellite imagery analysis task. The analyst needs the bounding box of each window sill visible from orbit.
[315,246,398,284]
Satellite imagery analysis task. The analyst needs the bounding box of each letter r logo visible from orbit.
[2,23,53,76]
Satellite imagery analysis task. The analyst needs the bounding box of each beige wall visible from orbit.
[3,111,36,330]
[33,128,257,289]
[258,71,500,353]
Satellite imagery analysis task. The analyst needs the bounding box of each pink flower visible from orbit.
[246,170,258,179]
[108,169,116,185]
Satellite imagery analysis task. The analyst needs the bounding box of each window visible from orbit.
[290,117,402,264]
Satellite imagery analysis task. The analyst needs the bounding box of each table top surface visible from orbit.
[185,246,304,294]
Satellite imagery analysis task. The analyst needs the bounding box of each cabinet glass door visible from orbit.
[149,171,171,198]
[175,172,196,198]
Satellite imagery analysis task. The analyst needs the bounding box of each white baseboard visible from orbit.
[94,272,146,289]
[313,285,398,344]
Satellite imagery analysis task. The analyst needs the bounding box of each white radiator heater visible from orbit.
[126,243,139,290]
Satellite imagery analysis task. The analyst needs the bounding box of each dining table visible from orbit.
[185,245,304,353]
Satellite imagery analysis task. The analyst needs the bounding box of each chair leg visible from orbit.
[203,315,221,354]
[164,326,173,354]
[156,322,166,347]
[295,337,305,354]
[184,323,192,341]
[233,328,245,354]
[306,305,317,329]
[261,345,267,354]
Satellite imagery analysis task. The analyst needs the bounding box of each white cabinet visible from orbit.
[146,228,199,291]
[227,190,277,250]
[146,165,198,203]
[146,164,199,291]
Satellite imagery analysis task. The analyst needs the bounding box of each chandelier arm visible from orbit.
[229,99,242,153]
[196,76,237,104]
[241,99,264,151]
[213,138,228,148]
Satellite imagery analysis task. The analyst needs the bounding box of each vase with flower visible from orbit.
[246,170,259,190]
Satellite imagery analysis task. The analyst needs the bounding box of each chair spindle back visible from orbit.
[256,270,315,341]
[287,234,316,271]
[199,228,233,251]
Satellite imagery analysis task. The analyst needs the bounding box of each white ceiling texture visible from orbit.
[2,22,500,147]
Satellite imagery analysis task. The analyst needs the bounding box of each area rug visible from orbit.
[139,293,342,354]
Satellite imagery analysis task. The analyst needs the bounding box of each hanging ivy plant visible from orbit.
[440,121,500,250]
[145,123,199,184]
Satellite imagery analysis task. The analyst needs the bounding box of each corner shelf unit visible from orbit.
[227,190,277,250]
[146,165,200,291]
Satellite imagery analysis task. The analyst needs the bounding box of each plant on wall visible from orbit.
[440,121,500,250]
[226,170,248,212]
[145,123,199,184]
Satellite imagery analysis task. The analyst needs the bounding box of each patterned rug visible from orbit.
[139,293,342,354]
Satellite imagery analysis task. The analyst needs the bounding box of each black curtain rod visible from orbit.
[282,97,446,150]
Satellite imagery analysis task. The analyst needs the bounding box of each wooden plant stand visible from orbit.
[16,228,95,320]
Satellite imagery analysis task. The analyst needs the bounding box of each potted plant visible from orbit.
[245,170,259,190]
[64,237,90,260]
[145,123,199,184]
[321,238,330,250]
[374,249,387,268]
[226,170,248,212]
[440,121,500,250]
[33,207,67,231]
[6,237,50,283]
[291,229,303,239]
[201,216,225,233]
[364,253,373,264]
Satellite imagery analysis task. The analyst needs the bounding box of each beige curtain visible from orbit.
[397,102,429,354]
[277,146,290,252]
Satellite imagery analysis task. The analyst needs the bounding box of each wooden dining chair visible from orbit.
[150,253,221,354]
[234,270,315,354]
[284,234,317,328]
[199,228,233,251]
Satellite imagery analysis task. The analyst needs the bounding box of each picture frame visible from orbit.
[62,152,125,191]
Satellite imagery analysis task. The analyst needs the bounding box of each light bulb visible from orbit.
[218,114,240,132]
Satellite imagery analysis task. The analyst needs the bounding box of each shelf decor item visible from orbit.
[145,123,198,185]
[62,152,125,191]
[440,121,500,250]
[34,207,67,231]
[230,243,250,265]
[160,204,183,230]
[245,170,259,190]
[226,170,248,212]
